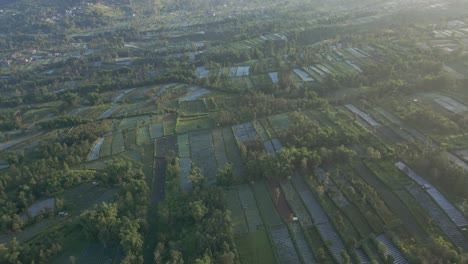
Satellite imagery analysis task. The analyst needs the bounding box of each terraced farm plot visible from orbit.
[99,136,112,158]
[270,225,301,264]
[375,234,408,264]
[236,227,278,264]
[212,129,228,168]
[111,132,125,155]
[269,72,279,83]
[136,126,151,145]
[406,184,468,251]
[252,182,283,227]
[149,123,164,139]
[238,184,263,232]
[155,136,177,157]
[280,180,313,227]
[180,88,211,101]
[233,123,250,143]
[118,116,150,130]
[176,115,214,134]
[178,100,207,113]
[163,119,176,136]
[345,104,380,127]
[266,180,293,223]
[291,174,347,263]
[152,158,166,204]
[189,130,217,185]
[177,134,190,158]
[225,189,249,234]
[396,161,468,227]
[179,157,192,191]
[221,128,244,177]
[434,96,468,113]
[253,121,270,141]
[293,69,314,82]
[89,137,104,161]
[290,222,317,263]
[125,129,137,149]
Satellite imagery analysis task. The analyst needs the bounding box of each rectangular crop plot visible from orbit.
[434,96,468,113]
[225,189,249,234]
[149,123,164,139]
[232,123,250,143]
[189,130,217,185]
[236,66,251,77]
[222,128,244,177]
[280,181,313,227]
[156,136,177,157]
[270,225,301,264]
[177,134,190,158]
[375,234,408,264]
[136,126,151,145]
[293,69,314,82]
[291,222,317,264]
[212,129,229,168]
[253,121,270,141]
[252,182,283,227]
[236,227,278,264]
[244,122,258,140]
[111,132,125,155]
[292,174,329,224]
[345,104,380,127]
[179,157,192,191]
[396,161,468,227]
[125,129,137,149]
[268,113,290,133]
[238,184,263,232]
[89,137,104,161]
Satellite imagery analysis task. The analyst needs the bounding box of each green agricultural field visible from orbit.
[236,227,278,264]
[178,100,207,114]
[99,136,113,158]
[111,132,125,155]
[163,119,176,136]
[268,113,290,134]
[177,133,190,158]
[175,115,214,134]
[252,182,283,227]
[136,126,151,145]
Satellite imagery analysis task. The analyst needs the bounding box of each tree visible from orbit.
[341,251,351,264]
[80,202,120,247]
[190,200,208,222]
